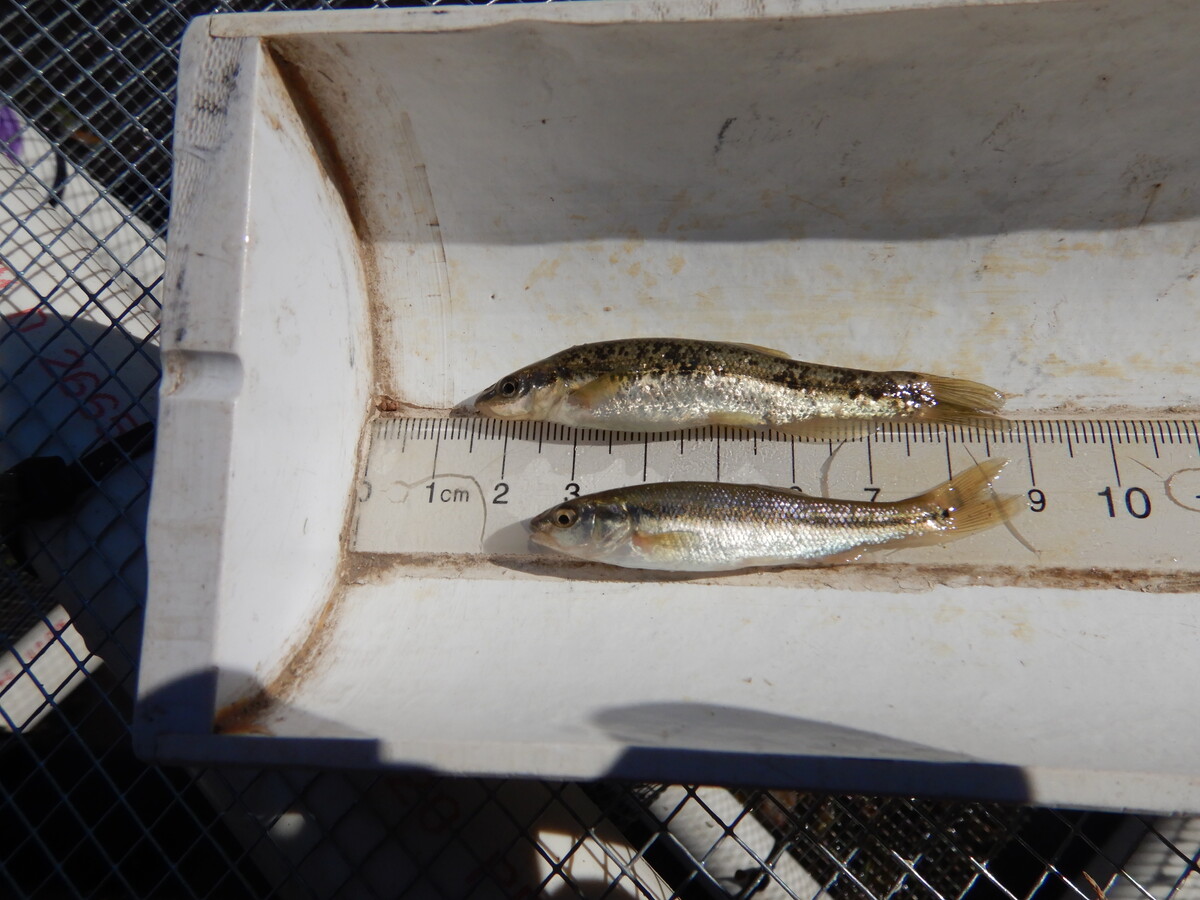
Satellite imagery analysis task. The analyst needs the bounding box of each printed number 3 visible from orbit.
[564,482,580,500]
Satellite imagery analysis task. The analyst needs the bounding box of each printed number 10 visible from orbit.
[1098,486,1151,519]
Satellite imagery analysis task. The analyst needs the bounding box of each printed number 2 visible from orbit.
[1098,486,1151,519]
[492,482,509,504]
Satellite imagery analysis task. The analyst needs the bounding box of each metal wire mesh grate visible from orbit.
[3,0,1200,897]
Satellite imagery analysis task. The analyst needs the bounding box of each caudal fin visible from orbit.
[900,457,1023,546]
[915,373,1006,423]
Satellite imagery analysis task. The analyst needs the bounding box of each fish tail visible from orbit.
[915,373,1006,421]
[901,457,1022,545]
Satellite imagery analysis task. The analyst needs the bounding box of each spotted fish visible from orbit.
[473,338,1003,436]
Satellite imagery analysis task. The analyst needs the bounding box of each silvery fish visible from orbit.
[529,458,1019,572]
[474,338,1004,437]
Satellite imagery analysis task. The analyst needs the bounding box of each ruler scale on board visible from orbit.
[352,418,1200,573]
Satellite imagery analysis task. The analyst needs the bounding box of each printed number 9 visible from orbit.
[1027,489,1046,513]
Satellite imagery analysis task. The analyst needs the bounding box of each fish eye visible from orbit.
[499,378,520,397]
[553,507,578,528]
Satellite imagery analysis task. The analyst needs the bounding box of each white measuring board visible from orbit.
[353,417,1200,579]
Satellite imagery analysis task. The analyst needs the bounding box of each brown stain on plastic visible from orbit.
[1039,347,1200,382]
[525,257,561,289]
[213,581,349,735]
[264,40,392,403]
[213,46,379,736]
[213,692,276,736]
[221,520,1197,732]
[265,45,366,239]
[213,415,379,736]
[976,252,1051,279]
[343,552,1200,595]
[1042,353,1127,379]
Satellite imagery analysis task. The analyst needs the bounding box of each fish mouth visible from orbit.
[468,388,495,413]
[450,396,479,417]
[528,529,560,552]
[473,393,524,419]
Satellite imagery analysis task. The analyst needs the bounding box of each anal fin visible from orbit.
[707,410,767,429]
[813,548,865,566]
[772,417,877,441]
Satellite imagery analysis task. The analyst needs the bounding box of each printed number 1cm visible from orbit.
[1098,486,1151,519]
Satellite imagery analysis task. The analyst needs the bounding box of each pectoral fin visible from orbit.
[631,530,703,561]
[568,375,624,410]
